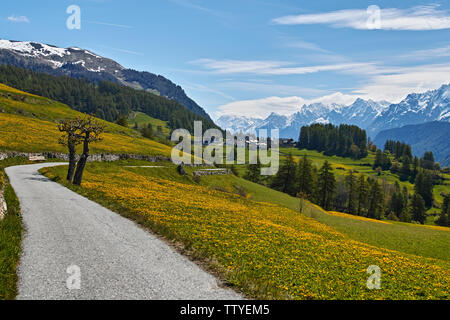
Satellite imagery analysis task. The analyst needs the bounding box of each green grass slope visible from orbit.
[41,161,450,299]
[0,83,172,156]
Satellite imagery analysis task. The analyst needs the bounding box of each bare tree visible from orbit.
[58,118,83,182]
[72,116,105,186]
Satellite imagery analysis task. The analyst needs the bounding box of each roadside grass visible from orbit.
[0,157,30,300]
[41,161,449,299]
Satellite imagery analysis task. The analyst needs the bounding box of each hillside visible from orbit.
[127,111,171,136]
[41,160,450,299]
[0,39,212,121]
[273,147,449,224]
[0,83,172,156]
[0,65,217,133]
[1,81,449,300]
[374,122,450,167]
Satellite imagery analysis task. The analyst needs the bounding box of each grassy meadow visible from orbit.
[1,82,449,300]
[127,111,171,135]
[41,161,450,300]
[0,83,172,156]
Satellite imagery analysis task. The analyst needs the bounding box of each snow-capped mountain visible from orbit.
[220,99,390,139]
[220,85,450,140]
[0,39,121,72]
[369,84,450,136]
[341,98,391,129]
[216,115,264,134]
[0,39,211,120]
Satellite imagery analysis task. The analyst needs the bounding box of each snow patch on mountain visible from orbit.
[0,40,69,57]
[369,84,450,136]
[0,39,213,120]
[219,98,392,139]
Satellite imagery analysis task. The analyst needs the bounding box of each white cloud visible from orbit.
[400,46,450,60]
[215,63,450,118]
[354,64,450,102]
[285,40,329,53]
[87,21,133,29]
[217,80,328,96]
[273,5,450,30]
[191,58,375,75]
[7,15,29,23]
[184,82,235,101]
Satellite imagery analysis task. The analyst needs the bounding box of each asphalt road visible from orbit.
[6,163,241,300]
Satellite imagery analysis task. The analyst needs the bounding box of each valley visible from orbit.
[0,29,449,302]
[0,79,449,299]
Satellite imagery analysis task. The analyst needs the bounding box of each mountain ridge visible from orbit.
[374,121,450,166]
[0,39,212,121]
[217,99,391,138]
[218,85,450,140]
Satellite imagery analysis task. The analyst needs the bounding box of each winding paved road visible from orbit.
[6,163,241,300]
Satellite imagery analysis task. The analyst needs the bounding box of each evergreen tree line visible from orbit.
[374,140,441,184]
[298,124,368,159]
[0,65,217,133]
[384,140,412,161]
[436,194,450,227]
[246,154,436,224]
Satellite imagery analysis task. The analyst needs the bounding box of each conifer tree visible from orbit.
[410,156,419,183]
[436,194,449,227]
[245,158,262,183]
[420,151,435,170]
[410,193,426,224]
[116,115,129,127]
[399,155,411,181]
[297,155,314,199]
[388,182,404,219]
[356,174,368,216]
[367,180,384,219]
[414,170,434,208]
[317,160,336,210]
[271,154,297,196]
[345,170,357,214]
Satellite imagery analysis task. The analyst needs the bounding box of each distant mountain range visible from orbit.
[217,84,450,142]
[217,99,391,138]
[369,84,450,136]
[2,39,449,165]
[0,39,211,120]
[374,121,450,167]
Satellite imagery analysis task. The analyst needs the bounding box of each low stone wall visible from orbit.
[0,151,170,163]
[193,169,230,177]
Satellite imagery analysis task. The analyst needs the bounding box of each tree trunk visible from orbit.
[73,135,90,186]
[66,142,77,182]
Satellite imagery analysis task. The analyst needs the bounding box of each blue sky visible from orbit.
[2,0,450,119]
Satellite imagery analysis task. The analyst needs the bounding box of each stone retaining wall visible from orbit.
[0,151,170,163]
[193,169,230,176]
